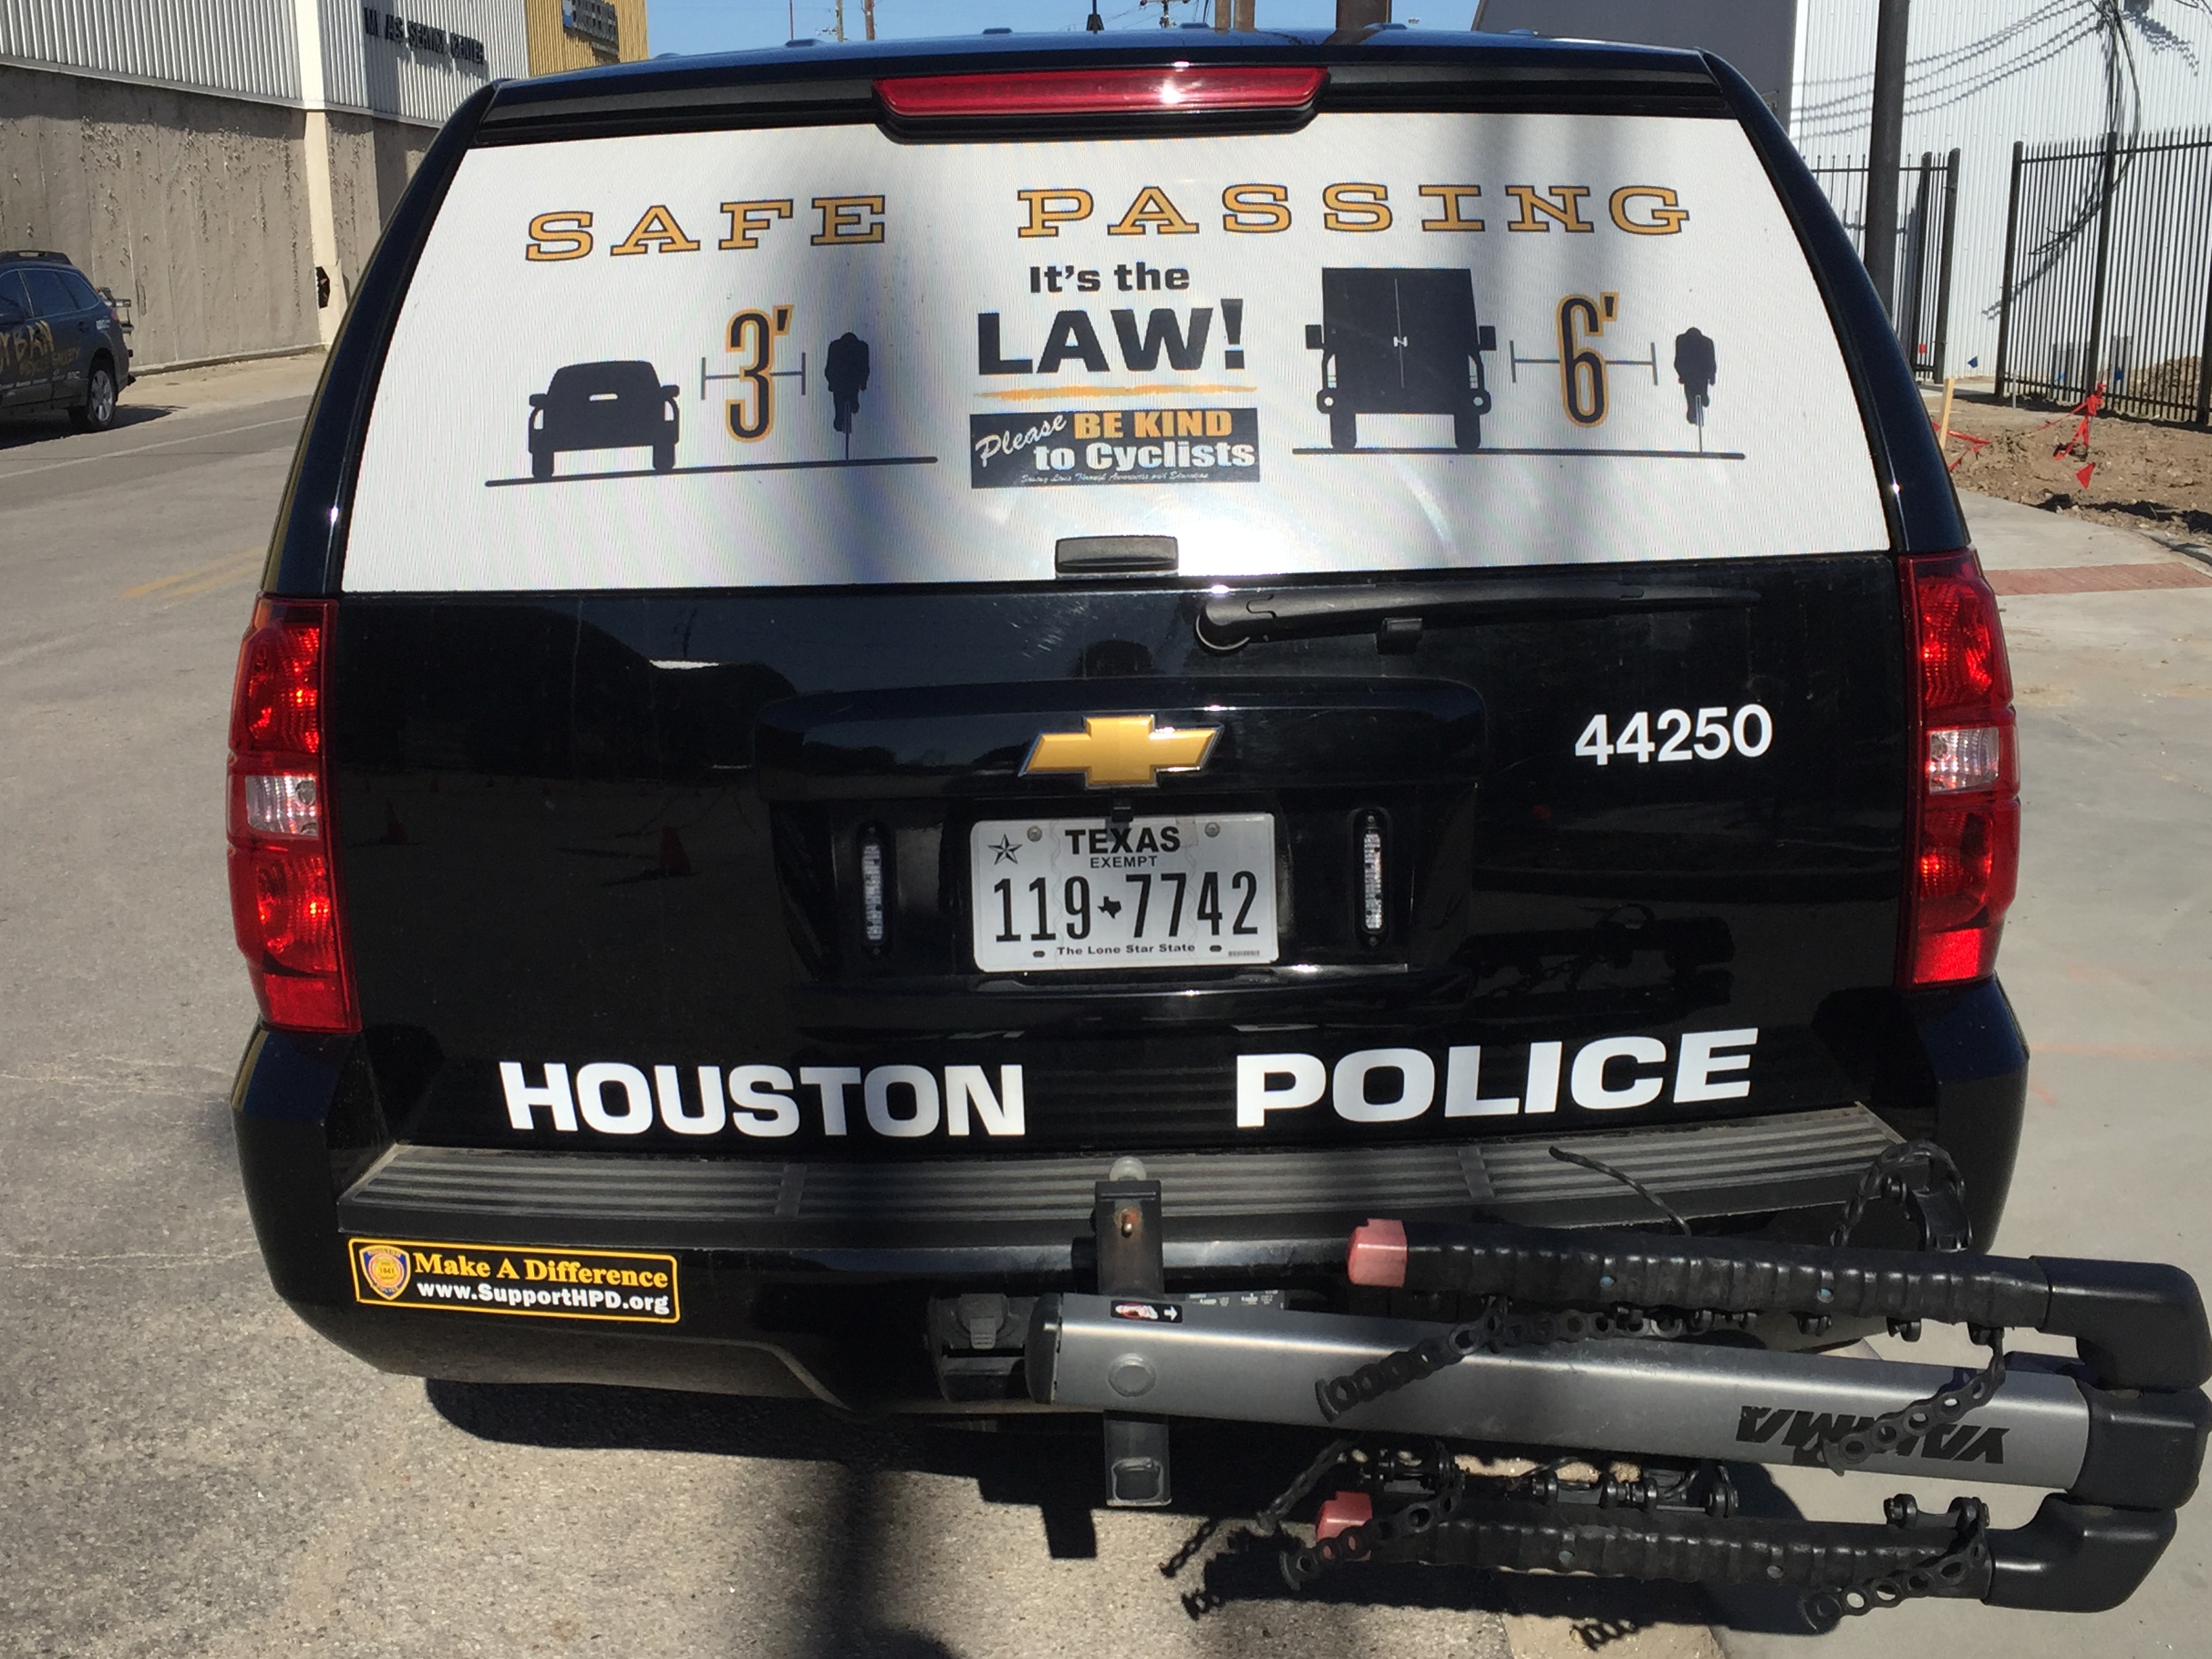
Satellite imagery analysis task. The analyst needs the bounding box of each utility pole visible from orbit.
[864,0,874,39]
[834,0,844,41]
[1334,0,1387,32]
[1862,0,1910,318]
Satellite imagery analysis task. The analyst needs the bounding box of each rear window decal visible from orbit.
[970,406,1258,487]
[489,327,939,488]
[344,113,1885,591]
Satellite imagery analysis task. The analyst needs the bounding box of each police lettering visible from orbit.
[499,1061,1025,1141]
[1235,1029,1758,1128]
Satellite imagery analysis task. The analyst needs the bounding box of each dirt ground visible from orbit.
[1926,384,2212,548]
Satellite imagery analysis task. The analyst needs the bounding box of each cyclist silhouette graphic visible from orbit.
[824,331,871,459]
[1674,327,1716,427]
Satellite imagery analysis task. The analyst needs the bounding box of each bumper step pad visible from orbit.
[340,1106,1902,1265]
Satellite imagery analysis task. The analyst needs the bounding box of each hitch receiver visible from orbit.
[1094,1167,1170,1507]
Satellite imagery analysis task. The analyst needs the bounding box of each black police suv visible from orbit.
[229,31,2036,1449]
[0,250,131,432]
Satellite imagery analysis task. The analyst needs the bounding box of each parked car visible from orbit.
[0,249,131,432]
[218,30,2211,1624]
[527,360,679,477]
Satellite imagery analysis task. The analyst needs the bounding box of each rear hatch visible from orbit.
[320,44,1910,1164]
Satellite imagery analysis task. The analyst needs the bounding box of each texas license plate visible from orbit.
[968,815,1278,973]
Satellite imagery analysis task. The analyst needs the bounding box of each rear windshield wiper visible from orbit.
[1196,575,1759,652]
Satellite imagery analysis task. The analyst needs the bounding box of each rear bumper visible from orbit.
[233,983,2028,1408]
[336,1103,1901,1272]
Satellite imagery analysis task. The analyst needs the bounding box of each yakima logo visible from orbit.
[499,1062,1024,1141]
[1735,1404,2006,1466]
[1234,1029,1757,1128]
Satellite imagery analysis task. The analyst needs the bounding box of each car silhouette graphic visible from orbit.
[1305,268,1497,452]
[527,360,679,478]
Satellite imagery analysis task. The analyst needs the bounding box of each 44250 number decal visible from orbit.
[1574,703,1772,766]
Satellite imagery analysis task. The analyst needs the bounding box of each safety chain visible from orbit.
[1280,1447,1469,1586]
[1251,1436,1361,1536]
[1315,1302,1503,1422]
[1158,1436,1358,1593]
[1800,1498,1991,1631]
[1822,1325,2008,1473]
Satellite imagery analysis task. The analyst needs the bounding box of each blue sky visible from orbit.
[645,0,1480,57]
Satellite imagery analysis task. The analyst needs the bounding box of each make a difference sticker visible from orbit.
[350,1238,679,1323]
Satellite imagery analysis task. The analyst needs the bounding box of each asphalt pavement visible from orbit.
[1,360,2205,1658]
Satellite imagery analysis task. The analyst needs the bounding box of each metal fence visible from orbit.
[1808,150,1961,382]
[1995,127,2212,426]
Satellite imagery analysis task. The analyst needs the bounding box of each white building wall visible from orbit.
[1790,0,2212,377]
[0,0,525,124]
[0,0,302,104]
[325,0,527,125]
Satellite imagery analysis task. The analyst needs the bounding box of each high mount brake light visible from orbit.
[875,66,1327,118]
[226,598,357,1033]
[1900,552,2019,987]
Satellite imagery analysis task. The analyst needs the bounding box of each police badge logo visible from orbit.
[360,1244,411,1300]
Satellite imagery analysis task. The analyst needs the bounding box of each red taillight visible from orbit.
[1900,552,2020,987]
[876,66,1326,118]
[226,598,356,1032]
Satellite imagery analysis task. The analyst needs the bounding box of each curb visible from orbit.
[130,344,327,380]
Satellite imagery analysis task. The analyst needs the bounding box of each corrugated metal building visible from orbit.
[0,0,304,105]
[321,0,526,126]
[0,0,529,369]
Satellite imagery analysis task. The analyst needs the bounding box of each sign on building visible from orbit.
[564,0,619,52]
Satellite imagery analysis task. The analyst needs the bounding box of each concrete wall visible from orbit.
[0,61,318,369]
[324,109,432,308]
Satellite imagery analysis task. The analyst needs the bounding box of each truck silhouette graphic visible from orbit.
[1305,268,1498,451]
[527,360,680,478]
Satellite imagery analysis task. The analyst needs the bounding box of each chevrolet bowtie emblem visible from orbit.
[1021,715,1219,789]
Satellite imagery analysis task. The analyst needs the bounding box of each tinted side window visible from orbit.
[21,268,77,318]
[0,271,30,319]
[58,270,103,312]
